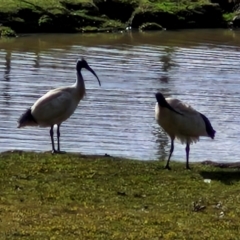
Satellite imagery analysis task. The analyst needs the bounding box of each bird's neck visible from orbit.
[74,70,86,99]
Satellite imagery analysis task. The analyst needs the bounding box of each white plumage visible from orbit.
[18,58,101,153]
[155,92,216,169]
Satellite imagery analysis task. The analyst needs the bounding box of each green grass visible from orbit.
[0,0,111,13]
[0,151,240,239]
[223,12,235,22]
[0,26,17,37]
[0,0,69,13]
[0,0,214,14]
[0,0,231,34]
[0,0,103,17]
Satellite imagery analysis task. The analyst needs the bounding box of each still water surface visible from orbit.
[0,29,240,162]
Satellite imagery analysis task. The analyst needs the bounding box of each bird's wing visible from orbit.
[166,98,208,138]
[166,98,198,115]
[31,87,75,124]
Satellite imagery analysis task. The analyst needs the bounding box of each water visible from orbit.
[0,29,240,162]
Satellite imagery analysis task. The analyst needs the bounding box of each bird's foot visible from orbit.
[52,150,66,154]
[164,165,171,170]
[186,166,191,170]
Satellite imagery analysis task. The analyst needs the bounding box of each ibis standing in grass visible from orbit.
[155,92,216,170]
[18,58,101,153]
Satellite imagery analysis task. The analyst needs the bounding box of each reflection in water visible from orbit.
[152,126,169,161]
[159,47,178,83]
[159,75,170,83]
[160,47,177,72]
[0,30,240,162]
[2,50,11,112]
[33,51,40,69]
[4,51,11,81]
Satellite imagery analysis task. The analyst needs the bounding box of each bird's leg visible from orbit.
[57,124,61,152]
[186,143,191,170]
[56,124,66,154]
[165,139,174,170]
[50,125,57,154]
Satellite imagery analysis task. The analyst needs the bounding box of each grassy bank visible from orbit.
[0,151,240,239]
[0,0,234,36]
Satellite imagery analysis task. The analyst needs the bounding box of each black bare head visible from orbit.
[76,58,101,86]
[155,92,183,116]
[200,113,216,139]
[155,92,168,107]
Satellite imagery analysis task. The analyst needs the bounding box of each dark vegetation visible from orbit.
[0,0,239,36]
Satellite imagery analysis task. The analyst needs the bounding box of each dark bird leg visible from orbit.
[57,124,61,152]
[165,138,174,170]
[56,124,66,154]
[50,125,57,153]
[186,143,191,170]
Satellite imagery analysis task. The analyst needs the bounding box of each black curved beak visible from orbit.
[86,65,101,86]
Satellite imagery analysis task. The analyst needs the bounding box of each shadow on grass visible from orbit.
[200,161,240,185]
[200,171,240,185]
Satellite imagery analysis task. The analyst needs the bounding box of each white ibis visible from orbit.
[18,58,101,153]
[155,92,216,170]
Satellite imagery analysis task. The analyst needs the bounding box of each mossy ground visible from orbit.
[0,151,240,239]
[0,0,233,35]
[0,26,17,37]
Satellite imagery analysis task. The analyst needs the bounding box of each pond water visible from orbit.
[0,29,240,162]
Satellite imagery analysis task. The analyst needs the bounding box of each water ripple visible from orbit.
[0,30,240,162]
